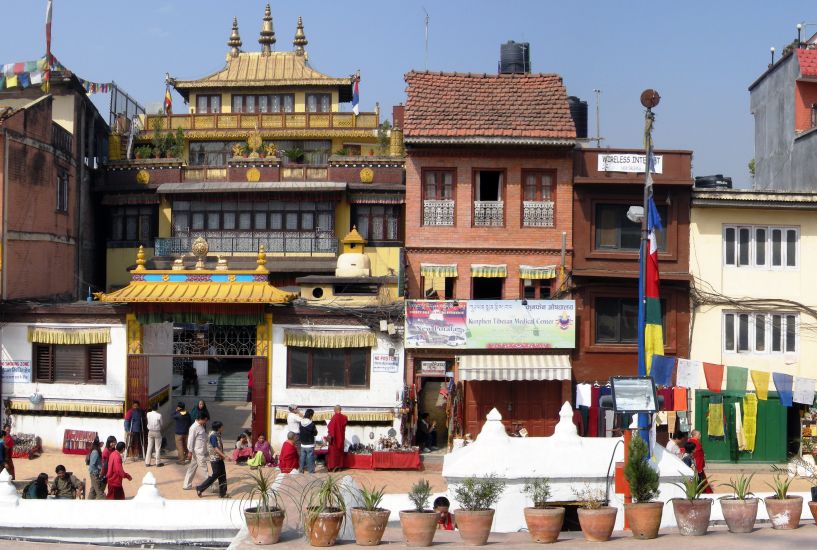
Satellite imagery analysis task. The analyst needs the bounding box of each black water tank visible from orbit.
[694,174,733,189]
[567,96,588,139]
[500,41,530,74]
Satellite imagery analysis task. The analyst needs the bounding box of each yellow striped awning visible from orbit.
[8,398,124,415]
[28,327,111,345]
[284,330,377,348]
[471,264,507,278]
[519,265,558,280]
[458,354,571,381]
[274,408,394,422]
[420,263,458,278]
[96,281,296,304]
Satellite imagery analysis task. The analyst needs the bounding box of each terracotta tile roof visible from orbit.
[403,71,576,143]
[797,49,817,77]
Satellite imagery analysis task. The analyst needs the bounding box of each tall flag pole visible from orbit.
[352,71,360,116]
[44,0,53,93]
[163,73,173,116]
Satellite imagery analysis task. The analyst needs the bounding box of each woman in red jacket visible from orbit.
[278,431,299,474]
[106,442,132,500]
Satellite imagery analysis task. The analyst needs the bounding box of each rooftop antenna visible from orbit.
[593,89,603,147]
[770,46,775,68]
[422,7,429,70]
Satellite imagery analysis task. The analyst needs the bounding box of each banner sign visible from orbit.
[598,153,663,174]
[371,353,399,373]
[420,361,447,374]
[405,300,575,349]
[1,360,31,383]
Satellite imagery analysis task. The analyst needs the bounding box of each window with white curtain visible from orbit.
[723,311,798,354]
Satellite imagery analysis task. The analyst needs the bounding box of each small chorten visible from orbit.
[258,4,276,55]
[293,16,308,55]
[227,17,242,58]
[341,226,366,254]
[134,245,146,272]
[256,245,269,273]
[336,227,370,277]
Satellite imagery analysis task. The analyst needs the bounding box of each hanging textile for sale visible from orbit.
[650,355,676,387]
[676,358,700,389]
[735,402,746,451]
[743,393,758,452]
[751,370,770,400]
[657,388,673,411]
[672,386,688,411]
[587,386,600,437]
[649,413,657,460]
[773,372,794,407]
[726,366,749,393]
[707,395,725,438]
[575,383,592,408]
[677,410,691,433]
[667,410,678,435]
[703,362,725,393]
[794,376,816,406]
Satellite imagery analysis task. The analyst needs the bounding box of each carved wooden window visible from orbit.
[34,344,106,384]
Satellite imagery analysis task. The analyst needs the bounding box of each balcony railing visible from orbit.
[143,112,379,133]
[281,166,328,181]
[423,200,455,226]
[155,230,338,256]
[473,201,504,227]
[523,201,555,227]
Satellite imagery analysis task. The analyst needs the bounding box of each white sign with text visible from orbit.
[598,153,663,174]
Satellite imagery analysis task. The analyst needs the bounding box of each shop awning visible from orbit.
[28,327,111,345]
[519,265,558,280]
[274,408,393,422]
[458,354,571,381]
[471,264,507,278]
[284,330,377,348]
[420,263,458,278]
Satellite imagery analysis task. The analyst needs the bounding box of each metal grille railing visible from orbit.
[473,201,504,227]
[423,199,455,226]
[523,201,555,227]
[155,230,338,256]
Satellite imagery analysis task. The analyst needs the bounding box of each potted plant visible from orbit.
[452,474,505,546]
[134,145,151,160]
[170,127,184,159]
[623,434,662,539]
[399,479,437,547]
[236,468,286,545]
[785,457,817,523]
[351,484,390,546]
[162,132,175,158]
[285,147,305,164]
[764,472,802,530]
[719,472,757,533]
[303,474,347,547]
[573,484,617,542]
[522,478,564,543]
[151,116,164,158]
[671,473,711,536]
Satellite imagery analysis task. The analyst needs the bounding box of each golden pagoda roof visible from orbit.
[96,274,297,304]
[172,51,353,95]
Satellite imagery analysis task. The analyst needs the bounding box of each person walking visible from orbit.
[145,403,164,467]
[124,400,145,461]
[183,414,210,490]
[196,420,231,498]
[101,435,117,476]
[173,402,193,465]
[3,427,15,480]
[299,409,318,474]
[86,438,106,500]
[106,442,132,500]
[688,429,713,494]
[326,405,348,472]
[190,399,209,422]
[246,369,253,403]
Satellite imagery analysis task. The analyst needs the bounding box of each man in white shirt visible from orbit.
[286,405,302,445]
[183,415,209,490]
[665,432,686,459]
[144,403,164,467]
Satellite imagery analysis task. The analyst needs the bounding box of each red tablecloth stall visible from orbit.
[372,450,422,470]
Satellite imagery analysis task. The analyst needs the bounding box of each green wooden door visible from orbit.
[694,390,786,463]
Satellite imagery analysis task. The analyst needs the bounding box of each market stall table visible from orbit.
[344,453,374,469]
[372,449,422,470]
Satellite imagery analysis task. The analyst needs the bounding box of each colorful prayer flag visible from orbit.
[6,74,18,88]
[641,196,664,375]
[725,365,748,392]
[676,358,700,389]
[750,370,770,400]
[164,85,173,115]
[773,372,794,407]
[18,73,30,89]
[794,376,816,405]
[352,75,360,116]
[743,393,757,452]
[703,362,724,392]
[44,0,53,93]
[650,354,675,386]
[29,71,42,85]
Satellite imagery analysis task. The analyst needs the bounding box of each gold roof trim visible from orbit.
[173,51,352,91]
[96,281,296,304]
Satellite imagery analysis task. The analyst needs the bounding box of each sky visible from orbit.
[0,0,812,185]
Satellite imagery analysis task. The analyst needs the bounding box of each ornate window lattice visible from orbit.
[423,199,455,226]
[172,325,257,357]
[523,201,555,227]
[473,201,504,227]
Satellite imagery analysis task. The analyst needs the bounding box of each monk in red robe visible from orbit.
[326,405,348,471]
[278,431,299,473]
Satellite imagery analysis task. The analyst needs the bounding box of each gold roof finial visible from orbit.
[293,16,308,55]
[259,4,276,55]
[134,245,146,272]
[228,17,242,58]
[256,244,269,272]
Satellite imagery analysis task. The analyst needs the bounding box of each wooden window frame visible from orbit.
[196,95,221,114]
[588,290,672,352]
[722,310,799,355]
[471,168,507,227]
[33,343,106,384]
[352,204,403,243]
[305,93,332,113]
[109,206,157,247]
[521,279,551,299]
[521,170,555,202]
[286,347,371,388]
[592,202,669,253]
[722,224,799,269]
[56,171,69,213]
[421,169,455,201]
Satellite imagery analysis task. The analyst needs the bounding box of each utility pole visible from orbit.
[423,8,429,70]
[593,89,602,147]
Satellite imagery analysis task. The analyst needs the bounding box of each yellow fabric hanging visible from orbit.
[708,401,725,437]
[735,402,746,451]
[743,393,758,452]
[751,370,770,400]
[284,330,376,348]
[28,327,111,345]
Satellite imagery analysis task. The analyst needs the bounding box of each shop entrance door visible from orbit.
[418,378,449,449]
[465,380,562,437]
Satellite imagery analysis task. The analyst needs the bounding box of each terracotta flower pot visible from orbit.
[720,498,758,533]
[305,508,344,547]
[672,499,711,536]
[624,501,663,540]
[244,507,285,545]
[399,511,438,547]
[577,506,617,542]
[523,506,565,543]
[765,496,803,530]
[455,509,495,546]
[808,500,817,525]
[351,508,390,546]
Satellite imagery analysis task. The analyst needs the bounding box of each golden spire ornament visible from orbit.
[259,4,276,55]
[293,16,308,55]
[228,17,242,58]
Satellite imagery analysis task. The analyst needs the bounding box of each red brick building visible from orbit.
[402,71,577,438]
